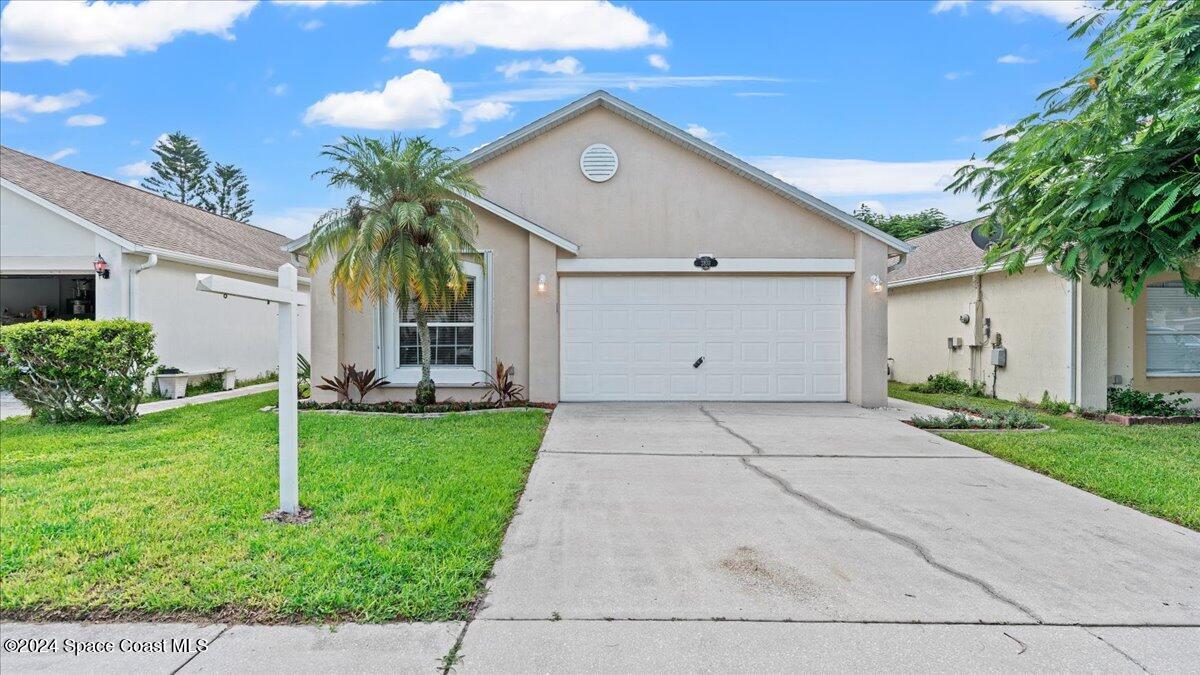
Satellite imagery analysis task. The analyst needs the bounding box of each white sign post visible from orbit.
[195,263,309,514]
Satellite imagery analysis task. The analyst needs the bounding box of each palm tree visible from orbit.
[306,135,481,404]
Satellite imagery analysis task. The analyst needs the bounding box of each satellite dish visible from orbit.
[970,222,1004,250]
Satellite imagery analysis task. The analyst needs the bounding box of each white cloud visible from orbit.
[684,124,716,143]
[269,83,289,95]
[997,53,1035,64]
[981,123,1013,140]
[255,206,331,238]
[272,1,369,6]
[754,155,984,221]
[0,89,92,120]
[0,0,257,64]
[734,91,783,97]
[987,1,1093,23]
[407,46,442,62]
[304,69,455,129]
[154,132,171,147]
[934,1,1094,23]
[66,113,106,127]
[944,70,972,81]
[46,148,77,162]
[388,1,668,59]
[931,0,970,14]
[753,156,970,197]
[647,53,669,71]
[455,100,513,135]
[496,56,582,80]
[461,73,779,108]
[118,160,154,178]
[300,19,323,30]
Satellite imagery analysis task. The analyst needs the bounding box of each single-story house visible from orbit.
[887,221,1200,409]
[1,146,310,380]
[290,90,912,406]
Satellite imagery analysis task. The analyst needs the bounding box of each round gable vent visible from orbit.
[580,143,618,182]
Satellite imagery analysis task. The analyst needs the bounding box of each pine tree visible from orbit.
[141,132,210,207]
[201,163,254,222]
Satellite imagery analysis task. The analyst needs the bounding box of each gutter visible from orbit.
[128,253,158,320]
[887,252,908,274]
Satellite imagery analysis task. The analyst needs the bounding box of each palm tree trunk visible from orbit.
[415,304,436,404]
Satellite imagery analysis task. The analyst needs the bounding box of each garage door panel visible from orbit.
[560,275,845,401]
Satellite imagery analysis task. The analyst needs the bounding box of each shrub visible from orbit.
[911,407,1039,430]
[475,359,526,404]
[910,371,986,397]
[0,319,157,424]
[316,363,389,403]
[1107,387,1193,417]
[1020,391,1072,415]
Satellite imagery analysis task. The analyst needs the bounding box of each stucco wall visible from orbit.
[470,107,857,259]
[134,257,310,379]
[888,266,1073,403]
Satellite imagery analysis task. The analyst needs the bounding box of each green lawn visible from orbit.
[890,382,1200,530]
[0,392,547,622]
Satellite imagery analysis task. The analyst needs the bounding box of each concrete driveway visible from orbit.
[458,402,1200,673]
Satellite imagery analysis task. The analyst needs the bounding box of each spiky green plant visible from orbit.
[306,136,481,404]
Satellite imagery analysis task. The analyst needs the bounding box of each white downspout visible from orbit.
[1068,278,1078,405]
[128,253,158,320]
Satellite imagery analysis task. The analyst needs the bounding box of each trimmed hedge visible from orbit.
[0,319,157,424]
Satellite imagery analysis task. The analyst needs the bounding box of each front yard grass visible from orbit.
[0,392,547,622]
[889,382,1200,530]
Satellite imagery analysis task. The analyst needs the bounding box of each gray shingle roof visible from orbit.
[889,220,987,284]
[1,146,293,272]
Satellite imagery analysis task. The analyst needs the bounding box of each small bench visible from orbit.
[155,368,236,399]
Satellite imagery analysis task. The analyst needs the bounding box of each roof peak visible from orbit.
[459,90,913,253]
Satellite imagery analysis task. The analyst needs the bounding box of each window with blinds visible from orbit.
[398,279,475,367]
[1146,281,1200,374]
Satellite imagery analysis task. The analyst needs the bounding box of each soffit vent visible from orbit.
[580,143,619,182]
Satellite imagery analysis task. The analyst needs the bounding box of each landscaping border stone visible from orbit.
[1103,412,1200,427]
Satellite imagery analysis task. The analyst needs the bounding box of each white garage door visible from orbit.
[560,275,846,401]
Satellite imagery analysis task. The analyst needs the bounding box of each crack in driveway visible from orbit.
[699,405,1045,624]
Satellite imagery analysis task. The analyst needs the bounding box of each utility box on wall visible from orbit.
[962,301,984,347]
[991,346,1007,367]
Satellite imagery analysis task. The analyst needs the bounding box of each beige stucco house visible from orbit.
[292,91,912,407]
[888,221,1200,409]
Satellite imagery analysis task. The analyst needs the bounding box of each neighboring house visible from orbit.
[1,146,310,379]
[290,90,912,406]
[888,221,1200,409]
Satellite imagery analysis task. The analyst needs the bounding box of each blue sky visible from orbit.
[0,0,1095,238]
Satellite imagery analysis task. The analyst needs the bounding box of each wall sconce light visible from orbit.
[93,254,110,279]
[869,274,883,292]
[536,273,547,293]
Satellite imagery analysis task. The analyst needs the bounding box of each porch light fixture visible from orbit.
[536,273,548,293]
[93,255,110,279]
[869,274,883,292]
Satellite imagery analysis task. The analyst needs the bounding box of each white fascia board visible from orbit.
[557,258,855,274]
[2,178,138,250]
[455,191,580,254]
[141,247,311,285]
[282,232,310,253]
[195,273,310,306]
[460,91,914,255]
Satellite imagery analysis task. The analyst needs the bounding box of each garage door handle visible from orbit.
[693,356,704,368]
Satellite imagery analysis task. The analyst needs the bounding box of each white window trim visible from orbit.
[378,258,491,386]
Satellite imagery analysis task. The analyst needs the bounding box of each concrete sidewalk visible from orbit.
[0,382,275,420]
[0,622,461,674]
